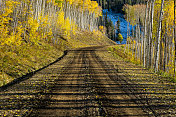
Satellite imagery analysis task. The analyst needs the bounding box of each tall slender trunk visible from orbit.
[100,0,102,7]
[126,6,130,54]
[0,0,2,7]
[155,0,164,72]
[163,23,167,71]
[143,1,149,67]
[138,24,141,62]
[174,0,176,74]
[103,0,106,9]
[163,32,167,71]
[149,0,155,67]
[141,29,143,63]
[146,1,151,68]
[160,32,163,70]
[151,40,154,68]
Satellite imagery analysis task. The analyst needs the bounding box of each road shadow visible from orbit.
[0,48,176,116]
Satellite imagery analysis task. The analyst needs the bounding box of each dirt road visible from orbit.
[0,46,176,116]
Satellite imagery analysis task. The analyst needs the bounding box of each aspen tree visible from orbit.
[0,0,102,47]
[123,0,175,76]
[155,0,164,72]
[148,0,155,67]
[143,0,149,67]
[174,0,176,74]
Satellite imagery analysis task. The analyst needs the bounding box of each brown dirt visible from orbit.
[0,46,175,117]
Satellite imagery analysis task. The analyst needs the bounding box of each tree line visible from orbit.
[0,0,102,48]
[123,0,176,76]
[96,0,146,12]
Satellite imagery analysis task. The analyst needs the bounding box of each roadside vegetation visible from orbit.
[109,45,176,83]
[121,0,176,79]
[0,0,114,87]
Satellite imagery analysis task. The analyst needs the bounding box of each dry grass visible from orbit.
[0,41,63,87]
[68,30,116,48]
[108,45,176,83]
[0,30,115,87]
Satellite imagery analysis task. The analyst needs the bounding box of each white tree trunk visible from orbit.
[143,1,149,67]
[155,0,164,72]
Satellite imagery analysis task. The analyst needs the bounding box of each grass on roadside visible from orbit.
[108,45,176,83]
[0,41,64,87]
[0,30,114,87]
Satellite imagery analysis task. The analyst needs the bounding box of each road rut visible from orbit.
[0,46,176,116]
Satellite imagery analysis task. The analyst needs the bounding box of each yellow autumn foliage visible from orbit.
[0,0,102,46]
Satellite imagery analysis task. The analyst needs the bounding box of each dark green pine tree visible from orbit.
[108,20,114,40]
[104,12,109,35]
[116,16,121,34]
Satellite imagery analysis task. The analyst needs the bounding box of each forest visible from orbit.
[0,0,107,86]
[0,0,176,86]
[122,0,176,77]
[96,0,147,12]
[0,0,102,46]
[0,0,176,116]
[0,0,176,85]
[97,0,176,78]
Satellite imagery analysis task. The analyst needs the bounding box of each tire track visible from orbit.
[80,50,107,116]
[1,46,175,116]
[29,50,84,116]
[90,50,155,116]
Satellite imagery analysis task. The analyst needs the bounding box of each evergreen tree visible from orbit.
[104,12,115,40]
[116,17,121,34]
